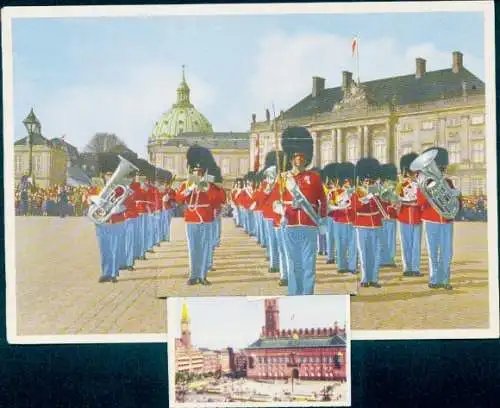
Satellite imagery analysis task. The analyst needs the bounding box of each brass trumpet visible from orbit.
[356,183,390,220]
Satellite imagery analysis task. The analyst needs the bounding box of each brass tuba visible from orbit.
[409,148,460,219]
[87,155,139,224]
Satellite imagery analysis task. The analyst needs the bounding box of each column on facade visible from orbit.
[439,118,447,148]
[363,125,370,158]
[336,128,343,162]
[331,129,337,163]
[385,122,394,165]
[312,132,320,167]
[249,134,256,170]
[357,126,364,160]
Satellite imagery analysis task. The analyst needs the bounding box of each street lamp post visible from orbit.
[23,108,40,186]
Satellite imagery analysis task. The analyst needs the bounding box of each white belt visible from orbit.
[188,204,210,208]
[357,211,379,216]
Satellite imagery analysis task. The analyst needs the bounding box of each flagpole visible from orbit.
[356,36,360,84]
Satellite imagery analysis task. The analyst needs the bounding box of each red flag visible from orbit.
[253,133,260,172]
[352,37,358,57]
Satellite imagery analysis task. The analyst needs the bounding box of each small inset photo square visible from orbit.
[167,295,351,407]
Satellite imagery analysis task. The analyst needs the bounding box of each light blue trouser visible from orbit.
[96,223,116,278]
[399,223,422,273]
[276,226,289,280]
[266,220,279,269]
[216,216,221,246]
[207,222,215,270]
[355,227,381,284]
[283,226,318,295]
[125,218,135,267]
[325,217,335,261]
[186,223,211,280]
[116,222,126,269]
[318,232,327,253]
[380,219,397,265]
[166,208,173,241]
[424,221,453,285]
[260,213,268,248]
[154,212,161,245]
[255,211,262,244]
[235,207,242,227]
[146,213,154,250]
[135,215,144,258]
[240,209,248,232]
[334,222,357,271]
[248,211,256,236]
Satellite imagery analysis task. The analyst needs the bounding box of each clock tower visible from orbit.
[264,298,280,336]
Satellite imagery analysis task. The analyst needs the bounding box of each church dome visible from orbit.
[150,67,214,144]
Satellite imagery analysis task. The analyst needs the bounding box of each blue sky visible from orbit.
[10,10,485,158]
[169,295,348,350]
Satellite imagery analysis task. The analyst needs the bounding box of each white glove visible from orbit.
[359,193,373,204]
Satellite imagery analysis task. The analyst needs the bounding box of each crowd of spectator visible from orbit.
[456,195,487,221]
[15,184,95,217]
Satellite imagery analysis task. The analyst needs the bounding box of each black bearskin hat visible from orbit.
[281,126,314,168]
[422,146,449,167]
[322,163,338,183]
[355,158,380,181]
[400,152,419,175]
[186,145,214,172]
[264,150,286,170]
[336,162,355,184]
[380,163,398,182]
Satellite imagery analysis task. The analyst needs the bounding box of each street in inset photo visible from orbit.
[167,295,351,407]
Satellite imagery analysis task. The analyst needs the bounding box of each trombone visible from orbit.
[356,179,390,220]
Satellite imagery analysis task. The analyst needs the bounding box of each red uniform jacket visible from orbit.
[149,187,162,212]
[176,182,218,223]
[381,200,398,220]
[130,182,149,215]
[251,184,267,212]
[163,187,176,210]
[281,171,327,227]
[351,192,383,228]
[263,183,284,227]
[123,186,139,219]
[416,178,456,224]
[330,188,354,224]
[211,184,226,217]
[238,189,253,210]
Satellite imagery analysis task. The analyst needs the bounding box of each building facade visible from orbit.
[148,68,250,189]
[244,299,347,382]
[250,51,486,196]
[14,131,67,189]
[174,302,232,375]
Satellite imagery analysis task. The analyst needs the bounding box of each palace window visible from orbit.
[222,158,230,175]
[399,123,413,133]
[471,141,485,163]
[470,177,486,196]
[448,142,461,164]
[239,158,248,175]
[346,139,358,164]
[34,156,43,176]
[15,155,23,174]
[446,117,461,127]
[373,139,387,164]
[165,157,174,170]
[421,120,435,131]
[470,114,484,125]
[471,129,484,139]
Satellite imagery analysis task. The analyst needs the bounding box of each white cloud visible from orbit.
[28,62,217,159]
[243,31,484,123]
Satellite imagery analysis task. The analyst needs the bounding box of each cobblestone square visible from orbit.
[13,217,490,336]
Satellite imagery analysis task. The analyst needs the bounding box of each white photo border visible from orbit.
[2,1,498,344]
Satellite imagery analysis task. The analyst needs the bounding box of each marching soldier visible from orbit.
[378,164,399,267]
[207,165,225,272]
[273,126,328,296]
[352,158,384,288]
[261,151,284,274]
[415,147,461,289]
[397,152,423,277]
[175,146,219,286]
[122,171,140,272]
[322,163,338,265]
[163,176,177,242]
[331,163,357,274]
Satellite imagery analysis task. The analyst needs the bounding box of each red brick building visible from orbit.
[244,299,347,381]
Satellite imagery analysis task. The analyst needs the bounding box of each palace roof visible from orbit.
[284,67,484,119]
[246,334,346,350]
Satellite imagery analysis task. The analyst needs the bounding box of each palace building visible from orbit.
[14,123,68,188]
[250,50,486,196]
[244,299,348,382]
[147,68,250,189]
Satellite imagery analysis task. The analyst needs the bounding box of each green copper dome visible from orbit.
[150,66,214,143]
